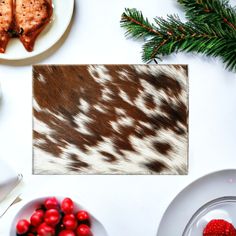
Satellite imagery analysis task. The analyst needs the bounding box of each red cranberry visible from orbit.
[44,209,60,227]
[16,219,30,235]
[30,210,44,227]
[59,229,76,236]
[37,222,55,236]
[61,198,74,214]
[76,224,93,236]
[44,197,59,210]
[76,211,90,225]
[63,214,78,230]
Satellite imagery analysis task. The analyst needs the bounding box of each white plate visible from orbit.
[157,169,236,236]
[0,0,74,60]
[8,196,108,236]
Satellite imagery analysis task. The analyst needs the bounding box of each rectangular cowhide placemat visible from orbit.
[33,65,188,175]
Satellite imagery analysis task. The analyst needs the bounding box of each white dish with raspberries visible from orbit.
[183,196,236,235]
[157,169,236,236]
[9,196,108,236]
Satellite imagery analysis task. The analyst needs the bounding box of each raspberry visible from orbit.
[203,219,236,236]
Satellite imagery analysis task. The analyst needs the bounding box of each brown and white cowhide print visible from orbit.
[33,65,188,175]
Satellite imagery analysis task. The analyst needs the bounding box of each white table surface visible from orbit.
[0,0,236,235]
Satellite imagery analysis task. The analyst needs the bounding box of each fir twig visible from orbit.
[179,0,236,32]
[120,0,236,72]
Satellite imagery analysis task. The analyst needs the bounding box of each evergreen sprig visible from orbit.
[120,0,236,71]
[179,0,236,31]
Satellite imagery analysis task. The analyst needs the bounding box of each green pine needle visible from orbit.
[120,0,236,72]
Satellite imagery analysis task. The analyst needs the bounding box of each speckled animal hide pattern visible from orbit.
[33,65,188,175]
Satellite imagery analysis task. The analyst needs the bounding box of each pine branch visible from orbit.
[120,4,236,71]
[178,0,236,32]
[143,16,236,71]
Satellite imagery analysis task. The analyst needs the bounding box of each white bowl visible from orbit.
[9,196,108,236]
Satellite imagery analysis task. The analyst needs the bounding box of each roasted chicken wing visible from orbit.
[15,0,53,52]
[0,0,13,53]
